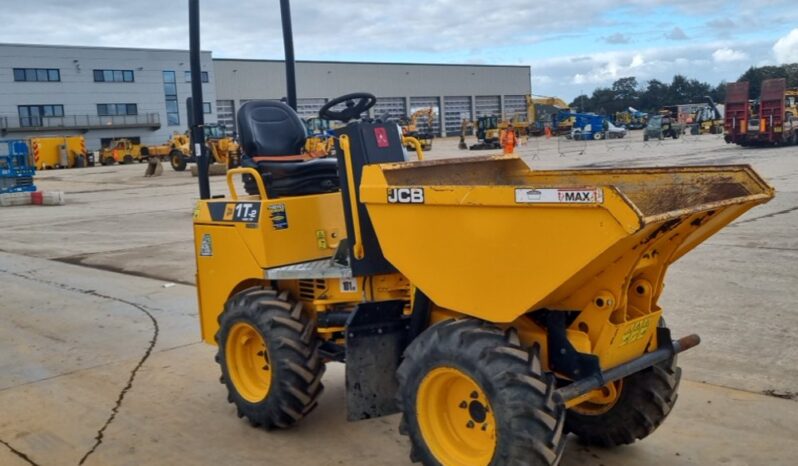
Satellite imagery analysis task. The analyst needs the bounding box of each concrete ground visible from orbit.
[1,132,797,465]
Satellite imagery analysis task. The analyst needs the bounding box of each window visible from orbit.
[18,104,64,127]
[163,71,179,126]
[93,69,135,82]
[203,102,212,114]
[13,68,60,82]
[97,103,138,116]
[184,71,209,83]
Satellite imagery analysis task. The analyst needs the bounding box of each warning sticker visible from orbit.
[620,317,652,346]
[515,188,603,204]
[200,233,213,257]
[339,277,358,293]
[268,203,288,230]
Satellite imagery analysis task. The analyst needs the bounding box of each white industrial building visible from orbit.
[0,43,531,149]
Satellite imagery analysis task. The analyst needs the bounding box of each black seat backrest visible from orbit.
[237,100,306,157]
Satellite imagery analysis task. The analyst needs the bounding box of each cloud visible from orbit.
[773,28,798,64]
[664,27,689,40]
[602,32,629,44]
[530,39,772,100]
[712,48,748,62]
[707,18,735,29]
[0,0,791,102]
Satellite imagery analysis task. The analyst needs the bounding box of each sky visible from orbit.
[2,0,797,102]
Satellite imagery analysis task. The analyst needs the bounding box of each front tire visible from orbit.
[215,287,325,429]
[170,150,187,171]
[397,318,566,466]
[565,340,681,447]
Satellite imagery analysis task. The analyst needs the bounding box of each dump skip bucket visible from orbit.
[360,155,774,322]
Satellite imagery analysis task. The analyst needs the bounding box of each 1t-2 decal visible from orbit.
[223,202,260,222]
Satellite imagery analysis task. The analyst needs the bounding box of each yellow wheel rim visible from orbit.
[226,321,272,403]
[417,367,497,466]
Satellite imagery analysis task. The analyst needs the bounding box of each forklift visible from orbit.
[188,1,774,465]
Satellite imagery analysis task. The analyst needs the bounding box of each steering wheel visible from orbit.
[319,92,377,122]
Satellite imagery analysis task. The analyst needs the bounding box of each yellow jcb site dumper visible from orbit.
[187,3,774,465]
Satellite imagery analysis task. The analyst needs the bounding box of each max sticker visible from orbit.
[515,188,603,204]
[268,203,288,230]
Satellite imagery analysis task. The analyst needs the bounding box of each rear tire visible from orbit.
[215,287,325,429]
[397,318,566,465]
[565,330,681,447]
[102,156,114,166]
[123,154,134,164]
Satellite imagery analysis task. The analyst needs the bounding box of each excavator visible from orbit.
[511,94,570,136]
[468,115,504,150]
[399,107,434,151]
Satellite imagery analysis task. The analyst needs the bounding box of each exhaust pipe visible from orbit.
[556,334,700,403]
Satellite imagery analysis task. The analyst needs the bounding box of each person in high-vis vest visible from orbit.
[501,124,518,154]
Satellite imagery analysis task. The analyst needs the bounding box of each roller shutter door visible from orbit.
[409,97,441,136]
[297,98,327,119]
[444,96,472,136]
[216,100,235,133]
[475,96,500,117]
[503,95,527,121]
[374,97,406,121]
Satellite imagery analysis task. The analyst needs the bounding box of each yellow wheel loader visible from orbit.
[170,124,240,171]
[188,2,774,465]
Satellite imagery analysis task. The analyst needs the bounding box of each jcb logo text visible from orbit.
[388,187,425,204]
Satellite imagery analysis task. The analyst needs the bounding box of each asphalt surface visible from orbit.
[1,132,796,465]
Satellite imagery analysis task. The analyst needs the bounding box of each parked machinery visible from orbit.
[303,117,335,157]
[690,96,724,135]
[469,115,503,150]
[99,138,145,165]
[28,135,89,169]
[644,109,684,141]
[142,132,191,162]
[563,112,626,140]
[399,108,434,151]
[724,78,798,147]
[0,139,36,194]
[614,107,648,130]
[514,94,569,136]
[169,124,240,171]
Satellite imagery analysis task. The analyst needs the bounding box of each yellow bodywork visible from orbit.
[29,135,86,169]
[358,155,773,372]
[100,139,145,164]
[208,137,241,166]
[194,151,773,405]
[193,168,347,342]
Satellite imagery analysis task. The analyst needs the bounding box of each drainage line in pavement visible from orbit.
[0,438,39,466]
[0,269,160,465]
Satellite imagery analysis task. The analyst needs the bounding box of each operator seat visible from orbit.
[237,100,339,197]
